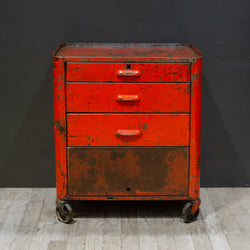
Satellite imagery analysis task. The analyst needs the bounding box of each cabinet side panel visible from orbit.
[189,58,202,199]
[53,58,67,198]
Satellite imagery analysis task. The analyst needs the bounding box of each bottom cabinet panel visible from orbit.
[67,147,189,196]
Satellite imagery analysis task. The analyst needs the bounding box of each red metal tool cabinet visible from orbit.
[53,43,202,223]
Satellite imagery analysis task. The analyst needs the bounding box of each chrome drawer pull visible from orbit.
[116,69,140,77]
[116,129,142,136]
[116,94,141,102]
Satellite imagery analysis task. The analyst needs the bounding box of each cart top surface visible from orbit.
[54,43,202,59]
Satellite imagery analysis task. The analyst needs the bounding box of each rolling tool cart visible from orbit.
[53,43,202,223]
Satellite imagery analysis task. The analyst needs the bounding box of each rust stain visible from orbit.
[54,120,65,137]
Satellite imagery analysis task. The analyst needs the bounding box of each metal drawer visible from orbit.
[67,113,190,147]
[66,62,190,82]
[66,82,190,113]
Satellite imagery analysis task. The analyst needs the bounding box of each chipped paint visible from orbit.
[139,123,148,130]
[54,120,65,137]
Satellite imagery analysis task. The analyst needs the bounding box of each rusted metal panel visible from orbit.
[67,147,189,196]
[53,57,67,199]
[66,63,190,82]
[67,114,190,147]
[66,83,190,113]
[189,58,202,200]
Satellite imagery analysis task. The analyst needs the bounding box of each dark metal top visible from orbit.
[54,43,202,60]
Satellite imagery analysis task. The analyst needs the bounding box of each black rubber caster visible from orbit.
[182,201,200,223]
[56,200,74,223]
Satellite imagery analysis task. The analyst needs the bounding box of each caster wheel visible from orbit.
[56,202,74,224]
[182,201,199,223]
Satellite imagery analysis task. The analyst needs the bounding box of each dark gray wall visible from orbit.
[0,0,249,187]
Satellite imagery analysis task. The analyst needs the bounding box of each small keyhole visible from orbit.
[126,64,131,69]
[126,187,131,192]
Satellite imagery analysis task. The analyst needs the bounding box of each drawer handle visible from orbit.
[116,129,142,136]
[116,69,140,77]
[116,94,141,102]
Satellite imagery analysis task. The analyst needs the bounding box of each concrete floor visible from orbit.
[0,188,249,250]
